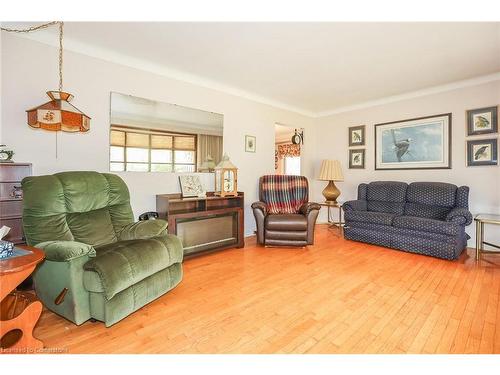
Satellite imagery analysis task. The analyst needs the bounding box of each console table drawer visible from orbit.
[0,200,23,218]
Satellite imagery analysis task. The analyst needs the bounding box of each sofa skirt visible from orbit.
[343,224,467,260]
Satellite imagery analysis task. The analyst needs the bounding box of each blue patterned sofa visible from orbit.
[343,181,472,260]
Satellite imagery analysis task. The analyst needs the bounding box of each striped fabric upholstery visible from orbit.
[260,175,309,214]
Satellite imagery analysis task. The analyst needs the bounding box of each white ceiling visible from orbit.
[4,22,500,116]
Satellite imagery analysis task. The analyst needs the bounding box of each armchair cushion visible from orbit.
[343,200,367,212]
[84,234,183,299]
[446,208,473,226]
[393,216,460,236]
[36,240,96,262]
[118,219,168,241]
[299,202,321,216]
[265,214,307,231]
[344,211,396,226]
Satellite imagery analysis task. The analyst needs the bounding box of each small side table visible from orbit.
[0,245,45,353]
[319,201,344,235]
[474,213,500,261]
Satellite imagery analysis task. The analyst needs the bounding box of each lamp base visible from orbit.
[322,180,340,204]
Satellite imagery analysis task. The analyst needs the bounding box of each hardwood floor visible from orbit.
[33,225,500,354]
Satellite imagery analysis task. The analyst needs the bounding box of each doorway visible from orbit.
[275,124,302,176]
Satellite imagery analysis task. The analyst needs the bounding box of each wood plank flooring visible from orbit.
[32,225,500,353]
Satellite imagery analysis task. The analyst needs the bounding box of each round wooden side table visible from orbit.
[0,245,44,353]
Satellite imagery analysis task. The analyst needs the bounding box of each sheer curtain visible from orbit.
[197,134,223,169]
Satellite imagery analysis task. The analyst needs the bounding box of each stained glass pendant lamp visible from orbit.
[23,22,91,132]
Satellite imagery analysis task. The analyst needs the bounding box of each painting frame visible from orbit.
[245,135,256,153]
[179,175,206,198]
[349,149,365,169]
[374,113,452,170]
[466,106,498,136]
[348,125,365,146]
[466,138,498,166]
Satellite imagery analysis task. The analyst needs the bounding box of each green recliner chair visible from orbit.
[22,171,183,327]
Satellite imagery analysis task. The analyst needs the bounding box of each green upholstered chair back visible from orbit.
[22,171,134,247]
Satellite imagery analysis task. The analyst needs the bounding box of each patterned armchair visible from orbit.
[251,175,320,246]
[343,181,472,260]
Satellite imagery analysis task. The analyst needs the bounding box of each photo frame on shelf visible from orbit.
[348,125,365,146]
[349,149,365,169]
[466,138,498,166]
[245,135,256,152]
[179,175,206,198]
[374,113,451,170]
[466,106,498,136]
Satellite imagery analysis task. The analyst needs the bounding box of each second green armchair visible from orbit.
[22,171,184,327]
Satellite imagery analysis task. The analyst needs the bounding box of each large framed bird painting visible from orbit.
[467,139,498,166]
[375,113,452,170]
[467,106,498,136]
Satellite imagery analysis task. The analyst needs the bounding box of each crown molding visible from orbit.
[4,31,315,117]
[314,72,500,118]
[4,31,500,119]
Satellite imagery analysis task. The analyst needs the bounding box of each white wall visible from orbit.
[0,34,315,236]
[2,33,498,248]
[312,80,500,244]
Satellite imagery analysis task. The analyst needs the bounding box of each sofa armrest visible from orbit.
[251,201,268,216]
[35,240,96,262]
[118,219,168,241]
[299,202,321,216]
[343,200,367,212]
[445,208,473,226]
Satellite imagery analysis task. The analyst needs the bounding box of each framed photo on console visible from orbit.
[374,113,452,170]
[179,175,206,198]
[349,149,365,169]
[466,138,498,166]
[467,106,498,136]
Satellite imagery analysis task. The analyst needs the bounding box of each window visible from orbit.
[284,156,301,175]
[110,126,196,172]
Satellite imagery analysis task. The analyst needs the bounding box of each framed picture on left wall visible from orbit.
[245,135,256,152]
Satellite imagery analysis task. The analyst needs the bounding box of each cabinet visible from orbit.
[156,192,244,257]
[0,163,32,244]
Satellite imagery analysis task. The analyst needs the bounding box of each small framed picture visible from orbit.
[245,135,256,152]
[179,175,206,197]
[349,125,365,146]
[467,106,498,136]
[466,139,498,166]
[349,149,365,169]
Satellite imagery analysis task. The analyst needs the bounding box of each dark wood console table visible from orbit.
[156,192,244,257]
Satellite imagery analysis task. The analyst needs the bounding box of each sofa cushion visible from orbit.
[404,182,457,220]
[344,211,396,226]
[266,214,307,231]
[366,181,407,214]
[392,216,460,236]
[84,234,183,299]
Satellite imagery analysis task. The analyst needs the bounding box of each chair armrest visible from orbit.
[35,241,96,262]
[445,208,472,226]
[251,201,267,216]
[343,200,367,212]
[118,219,168,241]
[299,202,321,216]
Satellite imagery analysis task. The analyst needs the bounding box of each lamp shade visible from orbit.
[26,91,90,132]
[318,160,344,181]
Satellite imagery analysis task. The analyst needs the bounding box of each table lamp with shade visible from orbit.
[318,160,344,204]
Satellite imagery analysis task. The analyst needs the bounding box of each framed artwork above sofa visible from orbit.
[374,113,452,170]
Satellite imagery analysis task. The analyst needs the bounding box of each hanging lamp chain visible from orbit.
[1,21,64,91]
[58,22,64,91]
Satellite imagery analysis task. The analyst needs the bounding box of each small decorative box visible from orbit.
[0,240,14,259]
